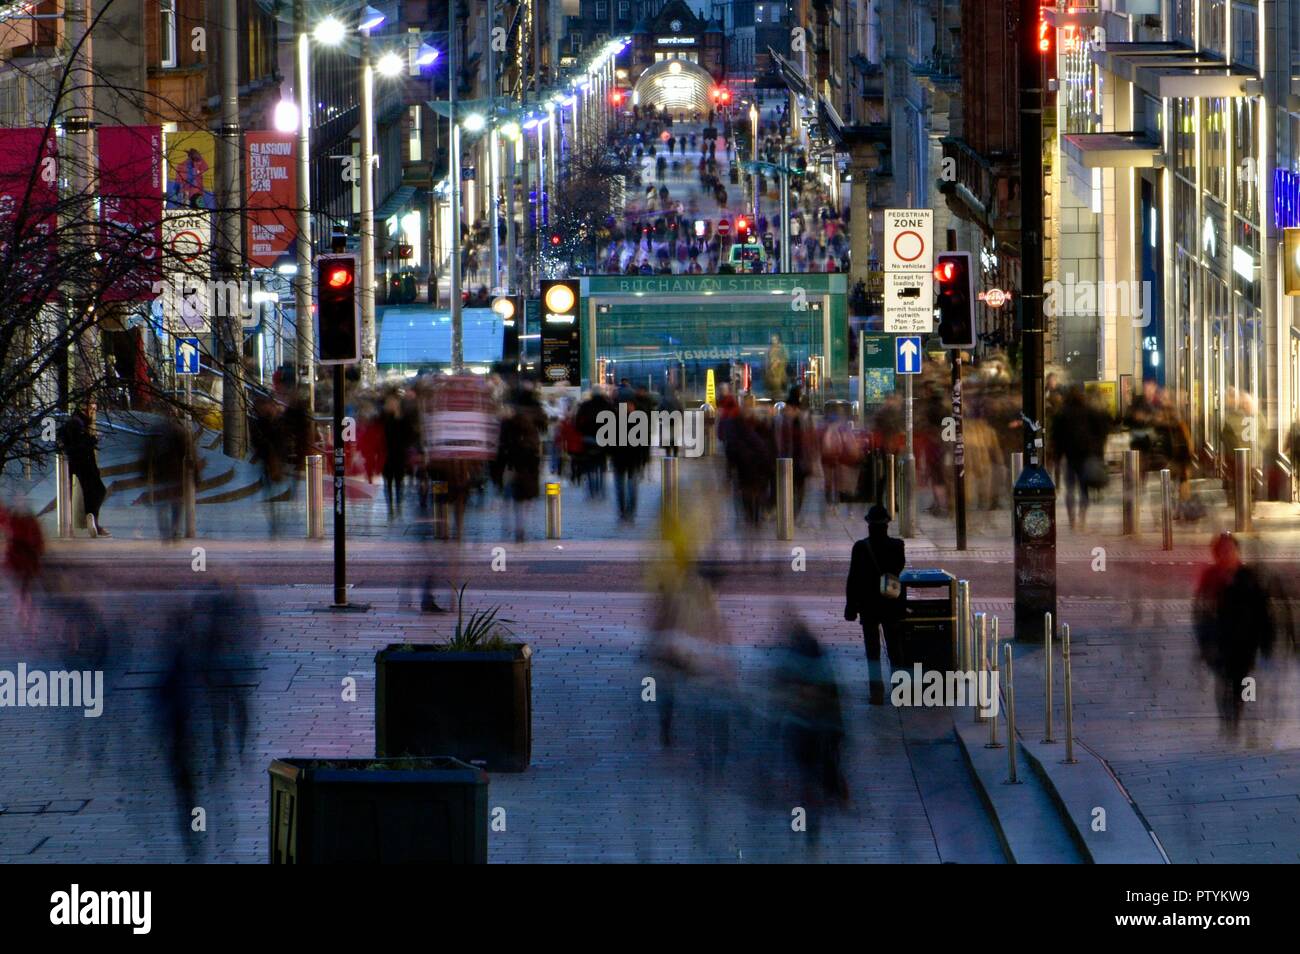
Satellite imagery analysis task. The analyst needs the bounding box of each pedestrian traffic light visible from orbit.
[317,254,359,365]
[735,215,749,239]
[933,251,975,350]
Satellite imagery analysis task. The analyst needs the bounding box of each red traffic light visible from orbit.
[327,266,353,288]
[735,215,748,233]
[711,87,732,105]
[934,261,956,283]
[550,233,562,246]
[610,90,624,106]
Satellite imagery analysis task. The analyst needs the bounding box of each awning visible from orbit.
[768,49,813,99]
[1063,132,1161,169]
[375,185,420,223]
[1091,42,1261,98]
[376,306,505,367]
[1042,6,1105,28]
[817,95,890,149]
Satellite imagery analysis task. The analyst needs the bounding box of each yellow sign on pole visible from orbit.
[705,368,716,407]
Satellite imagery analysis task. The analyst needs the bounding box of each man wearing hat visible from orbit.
[845,504,906,704]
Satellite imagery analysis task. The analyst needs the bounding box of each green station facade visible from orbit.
[577,273,849,402]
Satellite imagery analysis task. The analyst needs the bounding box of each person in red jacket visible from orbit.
[0,499,44,621]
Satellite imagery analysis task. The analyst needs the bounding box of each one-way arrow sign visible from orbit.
[895,336,922,375]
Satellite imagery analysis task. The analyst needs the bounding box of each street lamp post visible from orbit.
[293,0,314,412]
[449,7,463,372]
[219,0,248,457]
[749,103,760,225]
[359,30,376,384]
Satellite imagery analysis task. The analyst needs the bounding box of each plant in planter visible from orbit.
[268,756,488,864]
[376,585,532,772]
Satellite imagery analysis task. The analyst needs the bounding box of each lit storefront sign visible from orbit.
[657,36,696,46]
[1275,169,1300,229]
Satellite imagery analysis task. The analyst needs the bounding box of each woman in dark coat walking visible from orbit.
[500,385,546,541]
[845,504,905,703]
[58,403,110,537]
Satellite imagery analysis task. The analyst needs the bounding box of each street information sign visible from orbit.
[884,209,934,333]
[175,337,201,375]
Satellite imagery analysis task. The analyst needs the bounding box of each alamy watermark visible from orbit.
[0,663,104,718]
[595,404,705,458]
[890,665,1000,718]
[1045,277,1153,326]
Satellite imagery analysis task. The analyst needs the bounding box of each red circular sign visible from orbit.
[892,230,925,262]
[717,219,731,234]
[983,288,1008,308]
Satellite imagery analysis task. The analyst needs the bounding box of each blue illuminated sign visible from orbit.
[1275,169,1300,229]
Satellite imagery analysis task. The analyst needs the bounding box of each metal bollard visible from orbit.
[661,456,679,532]
[432,481,450,540]
[956,580,971,670]
[545,481,562,539]
[1122,449,1141,535]
[1062,622,1077,764]
[1004,643,1018,783]
[886,452,897,516]
[56,452,73,539]
[1010,451,1023,501]
[700,405,716,457]
[1160,468,1173,551]
[986,616,1003,749]
[1234,447,1251,533]
[1043,611,1055,743]
[974,612,987,723]
[776,457,794,540]
[306,455,324,539]
[183,458,196,539]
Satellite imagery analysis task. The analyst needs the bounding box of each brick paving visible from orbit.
[0,587,952,863]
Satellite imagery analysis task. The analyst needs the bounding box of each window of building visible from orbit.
[596,1,607,20]
[160,0,178,68]
[618,1,630,20]
[1230,2,1257,69]
[1201,0,1226,56]
[1204,99,1227,203]
[1233,97,1259,225]
[408,105,422,162]
[1175,0,1195,45]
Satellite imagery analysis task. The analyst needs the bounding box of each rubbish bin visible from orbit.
[897,569,957,671]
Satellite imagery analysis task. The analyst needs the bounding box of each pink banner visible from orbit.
[245,131,297,268]
[0,128,58,301]
[98,125,163,302]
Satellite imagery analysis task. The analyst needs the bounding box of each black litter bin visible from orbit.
[897,569,957,671]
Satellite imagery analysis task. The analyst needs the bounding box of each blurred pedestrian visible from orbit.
[58,402,109,537]
[845,504,905,704]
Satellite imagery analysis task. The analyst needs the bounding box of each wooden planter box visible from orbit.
[375,643,532,772]
[268,756,488,864]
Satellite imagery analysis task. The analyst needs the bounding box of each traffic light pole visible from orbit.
[953,353,966,550]
[1013,0,1057,640]
[332,364,347,607]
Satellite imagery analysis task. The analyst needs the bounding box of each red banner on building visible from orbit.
[98,125,164,302]
[0,128,59,301]
[246,131,297,268]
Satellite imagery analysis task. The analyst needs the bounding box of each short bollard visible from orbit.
[1005,644,1018,784]
[776,457,794,541]
[1062,622,1078,764]
[1160,468,1173,551]
[986,616,1003,749]
[306,455,324,539]
[1043,611,1055,743]
[1122,449,1141,535]
[956,580,971,670]
[885,453,896,516]
[545,482,562,539]
[1234,447,1251,533]
[56,452,73,539]
[432,481,450,540]
[182,458,197,539]
[974,612,987,723]
[661,456,680,531]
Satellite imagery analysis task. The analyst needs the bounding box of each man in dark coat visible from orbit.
[845,504,906,704]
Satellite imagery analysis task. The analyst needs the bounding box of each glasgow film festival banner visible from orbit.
[98,125,164,302]
[0,128,59,301]
[245,131,297,268]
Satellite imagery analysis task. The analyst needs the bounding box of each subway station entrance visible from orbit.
[579,273,848,404]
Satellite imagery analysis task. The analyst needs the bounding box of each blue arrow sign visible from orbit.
[895,335,922,375]
[175,337,201,375]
